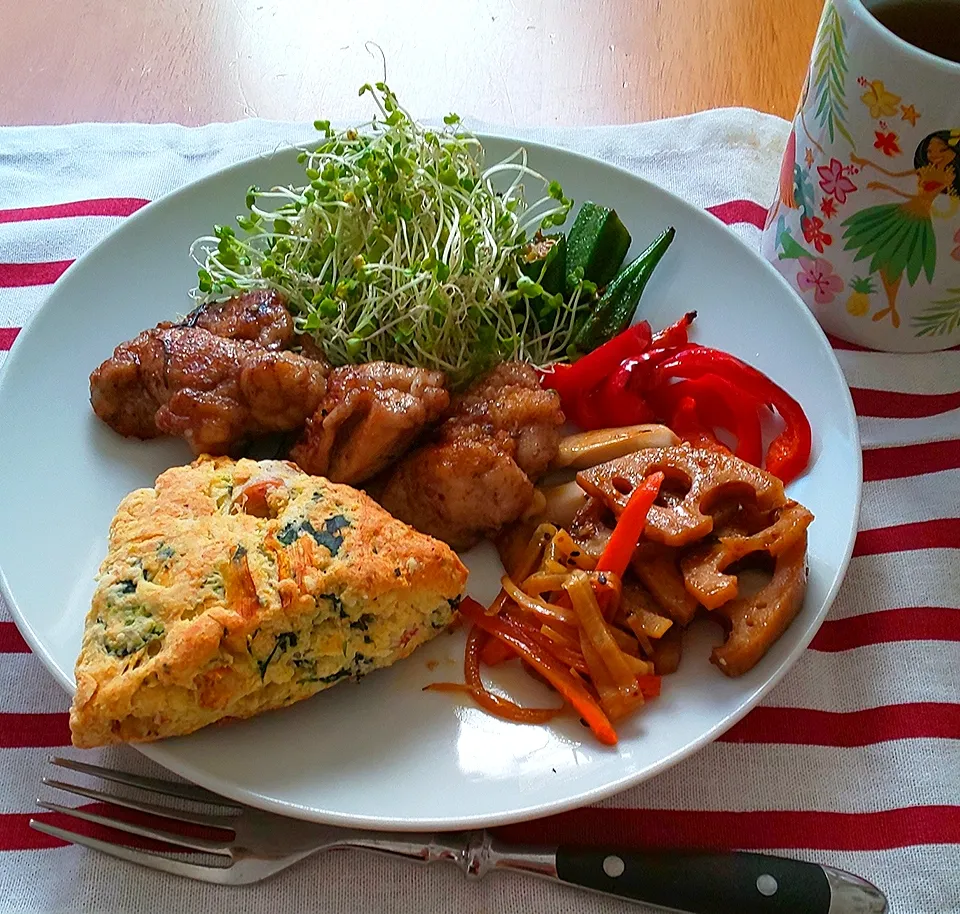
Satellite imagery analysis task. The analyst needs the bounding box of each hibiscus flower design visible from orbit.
[797,258,844,305]
[952,227,960,262]
[820,197,838,220]
[817,158,857,204]
[801,216,833,253]
[874,131,901,157]
[860,80,901,119]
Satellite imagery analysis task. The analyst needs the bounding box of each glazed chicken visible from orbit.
[290,362,449,485]
[89,326,327,455]
[379,362,565,550]
[175,290,294,350]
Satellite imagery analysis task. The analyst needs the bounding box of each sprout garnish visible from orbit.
[191,82,589,387]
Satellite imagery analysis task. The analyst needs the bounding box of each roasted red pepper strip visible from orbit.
[613,346,689,393]
[564,384,610,430]
[561,344,685,431]
[598,363,656,427]
[540,321,652,399]
[651,347,812,483]
[668,396,729,453]
[459,597,618,746]
[650,310,696,348]
[650,374,763,466]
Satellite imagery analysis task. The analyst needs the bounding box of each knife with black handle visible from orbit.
[349,831,888,913]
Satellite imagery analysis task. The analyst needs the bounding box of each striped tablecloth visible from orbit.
[1,112,958,914]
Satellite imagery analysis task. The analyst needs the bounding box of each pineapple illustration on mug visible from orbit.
[846,276,875,316]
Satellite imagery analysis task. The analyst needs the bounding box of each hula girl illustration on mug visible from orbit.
[842,130,960,327]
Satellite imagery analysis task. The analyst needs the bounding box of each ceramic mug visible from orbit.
[761,0,960,351]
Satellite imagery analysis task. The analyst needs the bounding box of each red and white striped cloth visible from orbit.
[1,112,957,914]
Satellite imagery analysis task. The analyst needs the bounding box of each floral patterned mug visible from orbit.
[761,0,960,351]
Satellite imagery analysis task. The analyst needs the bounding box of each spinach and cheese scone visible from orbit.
[70,456,468,747]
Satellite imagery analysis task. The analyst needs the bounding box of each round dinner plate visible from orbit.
[0,135,861,830]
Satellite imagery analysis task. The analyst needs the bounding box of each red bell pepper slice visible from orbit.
[598,362,656,427]
[650,310,696,348]
[667,396,729,453]
[539,321,652,400]
[649,374,763,466]
[651,347,812,483]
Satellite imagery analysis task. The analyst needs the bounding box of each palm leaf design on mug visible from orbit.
[811,2,855,148]
[913,291,960,337]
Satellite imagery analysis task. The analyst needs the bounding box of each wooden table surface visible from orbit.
[0,0,823,126]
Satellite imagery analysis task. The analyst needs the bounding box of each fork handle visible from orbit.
[547,848,887,914]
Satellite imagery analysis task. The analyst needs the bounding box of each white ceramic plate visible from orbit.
[0,136,861,830]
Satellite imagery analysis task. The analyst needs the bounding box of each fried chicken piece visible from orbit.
[90,327,327,455]
[447,361,562,479]
[290,332,332,366]
[176,290,294,350]
[379,362,564,550]
[289,362,448,485]
[378,434,536,551]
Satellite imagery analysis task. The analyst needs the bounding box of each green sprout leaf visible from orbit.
[189,81,585,387]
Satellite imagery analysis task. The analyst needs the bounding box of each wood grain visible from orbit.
[0,0,823,126]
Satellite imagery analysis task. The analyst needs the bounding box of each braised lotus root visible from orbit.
[710,535,809,677]
[681,501,814,610]
[565,446,814,678]
[577,445,787,548]
[630,541,700,626]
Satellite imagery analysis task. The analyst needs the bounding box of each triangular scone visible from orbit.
[71,456,467,748]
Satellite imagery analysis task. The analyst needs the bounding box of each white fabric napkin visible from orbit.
[1,109,957,914]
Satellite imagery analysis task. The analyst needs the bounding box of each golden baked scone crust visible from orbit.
[70,456,467,747]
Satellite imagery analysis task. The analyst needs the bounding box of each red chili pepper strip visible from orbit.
[459,596,618,746]
[650,311,696,348]
[596,471,665,579]
[651,347,812,483]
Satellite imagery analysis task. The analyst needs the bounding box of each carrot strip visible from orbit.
[636,674,662,698]
[500,610,590,675]
[223,548,260,618]
[427,626,559,724]
[595,471,664,578]
[480,637,516,666]
[459,597,618,746]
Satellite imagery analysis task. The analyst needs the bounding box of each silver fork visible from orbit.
[32,757,887,913]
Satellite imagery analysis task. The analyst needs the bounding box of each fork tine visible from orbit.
[49,757,238,807]
[42,778,235,831]
[29,819,235,884]
[35,799,232,855]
